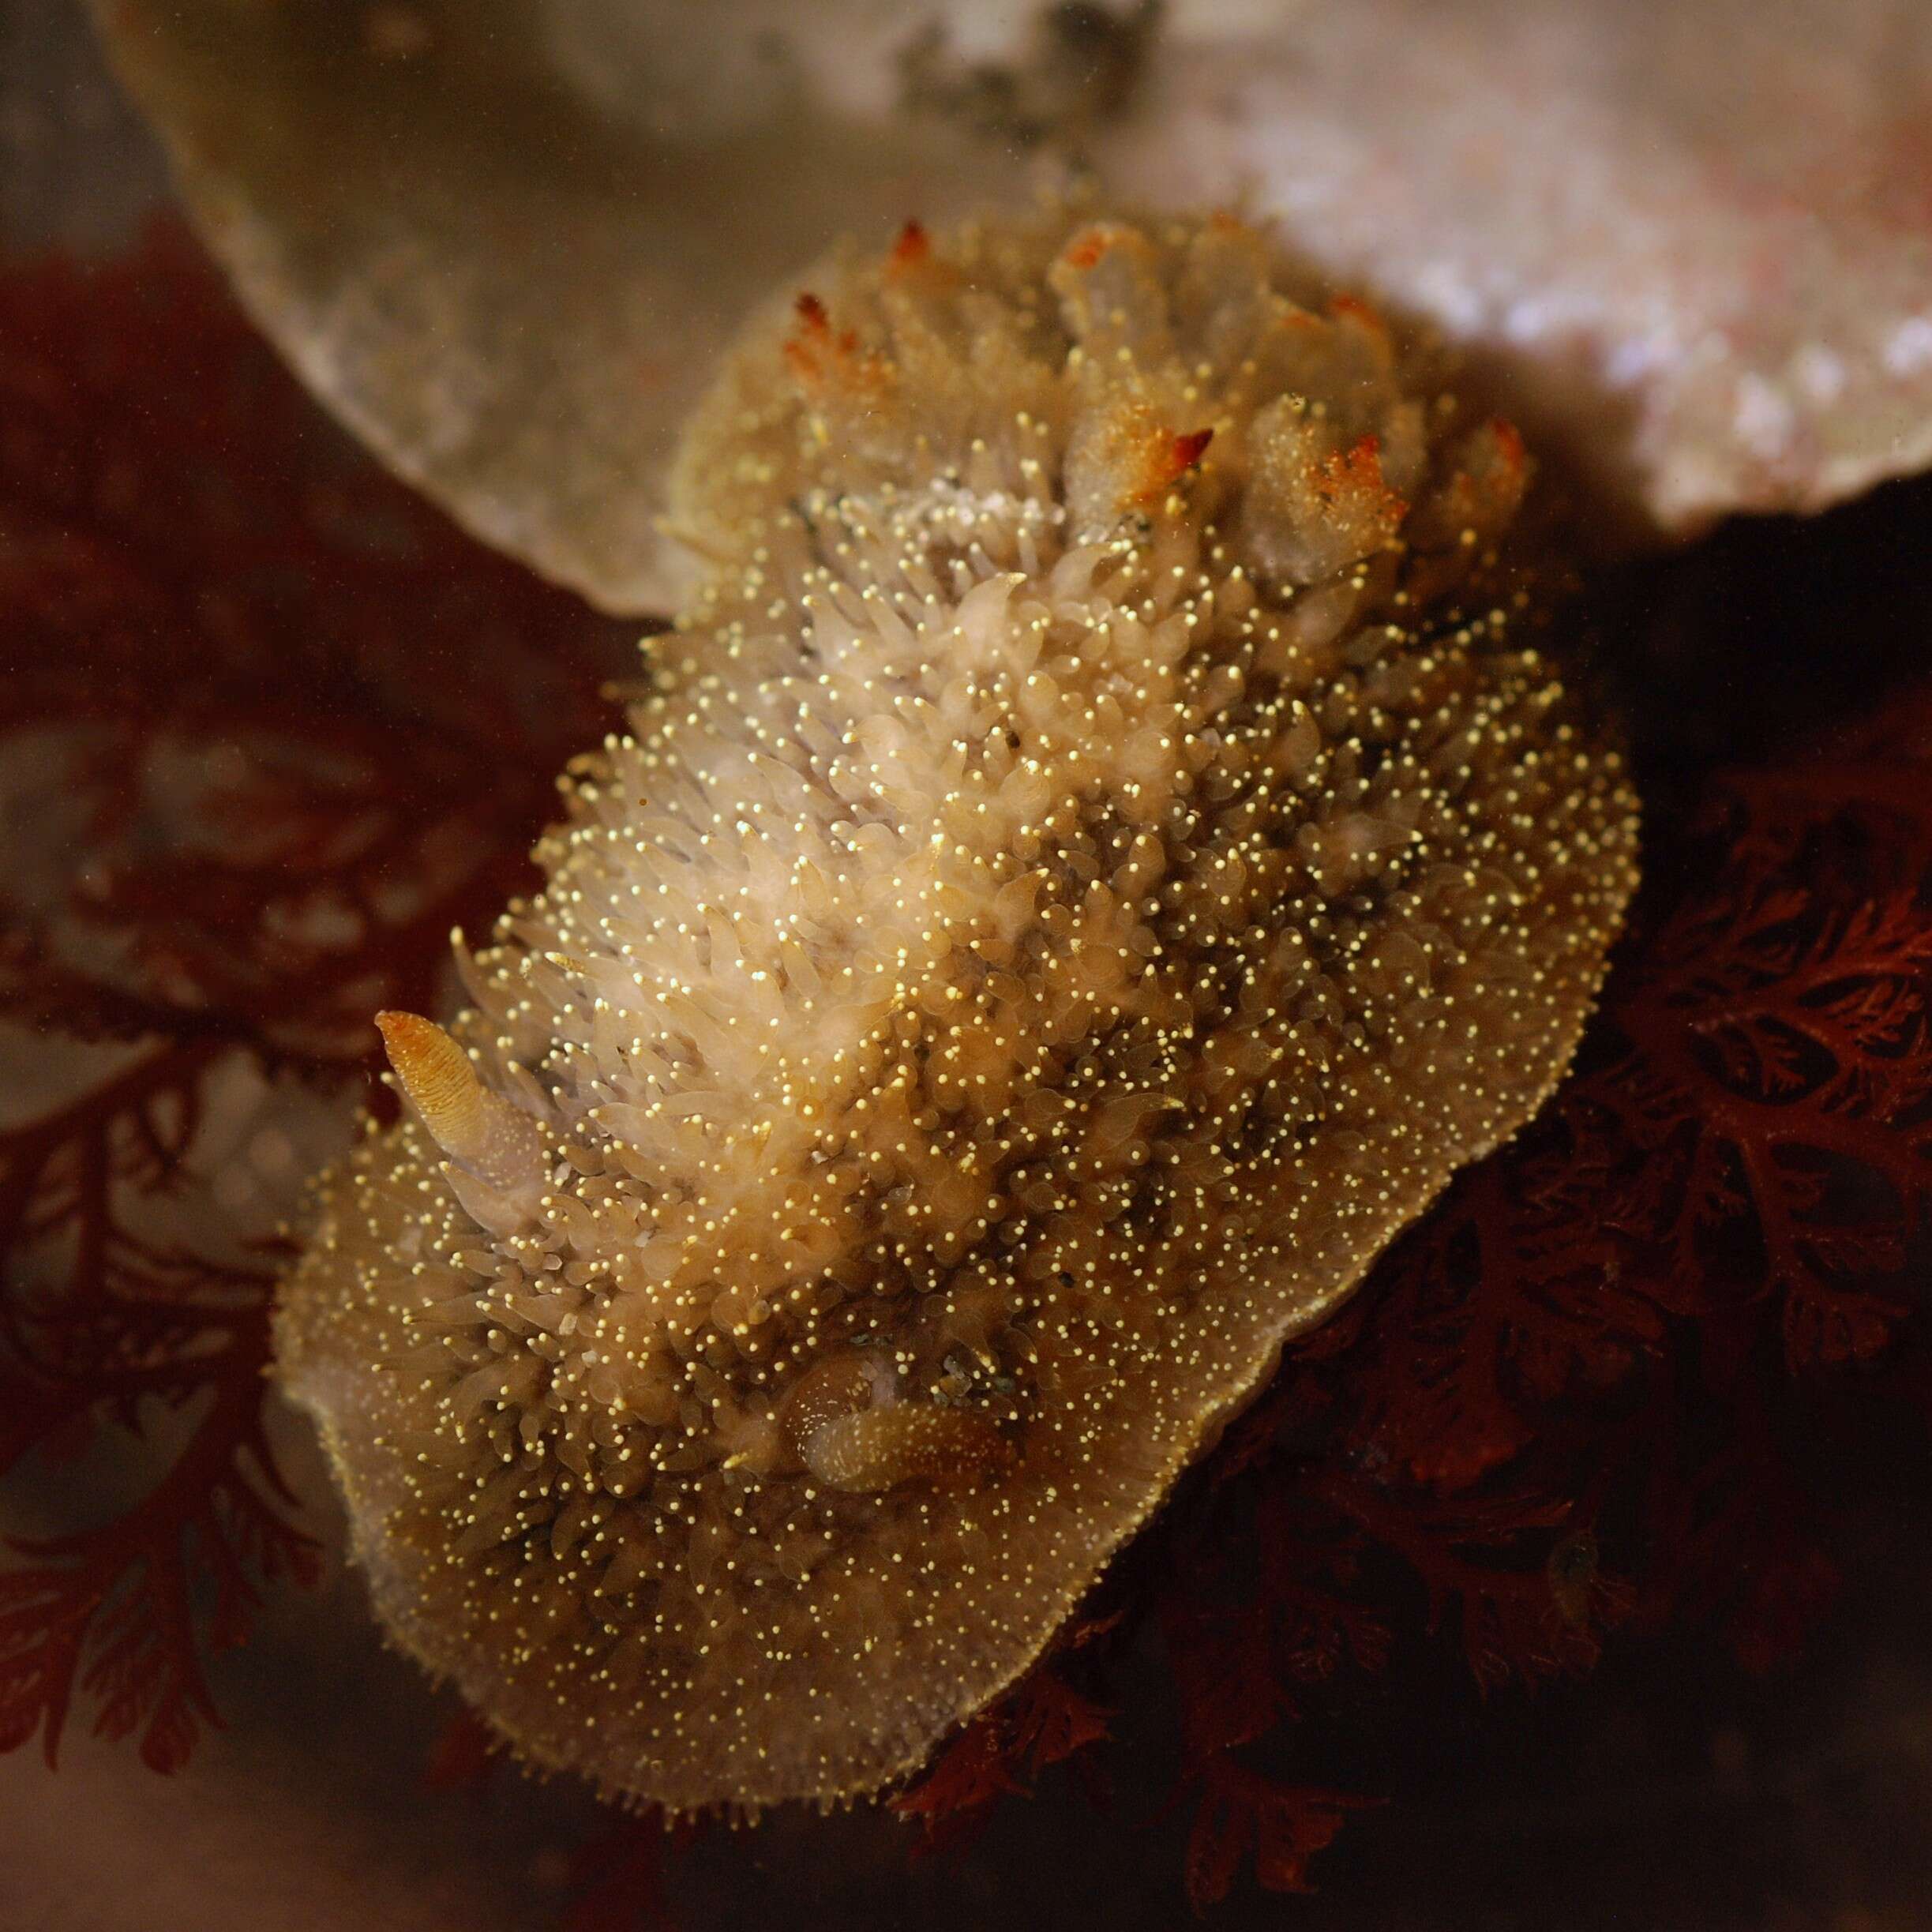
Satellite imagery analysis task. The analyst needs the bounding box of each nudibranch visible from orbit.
[275,207,1640,1812]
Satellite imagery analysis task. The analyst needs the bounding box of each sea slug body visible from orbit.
[275,206,1640,1812]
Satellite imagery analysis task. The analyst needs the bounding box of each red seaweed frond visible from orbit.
[1184,1765,1376,1911]
[892,1612,1117,1855]
[559,1811,702,1932]
[0,222,632,1773]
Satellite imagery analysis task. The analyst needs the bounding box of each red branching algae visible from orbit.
[0,223,632,1773]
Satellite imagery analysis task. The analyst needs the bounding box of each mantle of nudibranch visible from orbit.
[275,204,1639,1814]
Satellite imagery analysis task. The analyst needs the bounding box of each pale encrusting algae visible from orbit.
[274,207,1639,1811]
